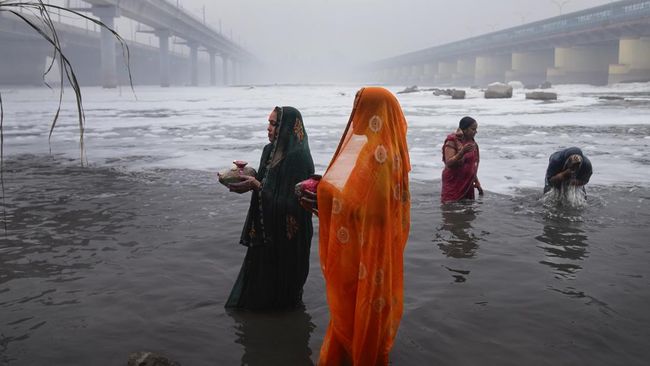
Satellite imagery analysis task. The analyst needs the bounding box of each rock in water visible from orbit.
[127,352,180,366]
[451,90,466,99]
[397,85,419,94]
[526,91,558,100]
[484,82,513,99]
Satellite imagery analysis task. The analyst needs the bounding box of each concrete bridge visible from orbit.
[370,0,650,86]
[0,0,256,87]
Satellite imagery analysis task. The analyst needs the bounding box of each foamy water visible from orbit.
[2,82,649,194]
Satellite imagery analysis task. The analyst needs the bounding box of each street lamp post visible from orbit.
[551,0,571,15]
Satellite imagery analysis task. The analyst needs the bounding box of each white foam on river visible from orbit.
[1,82,649,194]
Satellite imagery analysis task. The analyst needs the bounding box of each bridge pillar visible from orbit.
[189,42,198,86]
[208,50,217,86]
[453,57,475,86]
[506,50,554,86]
[91,5,119,88]
[435,60,456,85]
[475,54,511,86]
[409,64,424,84]
[156,29,171,87]
[547,43,618,85]
[609,37,650,84]
[222,55,230,85]
[397,65,404,84]
[421,62,436,85]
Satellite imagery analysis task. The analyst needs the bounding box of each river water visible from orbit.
[1,83,649,365]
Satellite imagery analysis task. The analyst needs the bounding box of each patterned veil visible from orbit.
[317,87,411,365]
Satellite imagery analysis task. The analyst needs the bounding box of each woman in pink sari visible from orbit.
[441,116,484,203]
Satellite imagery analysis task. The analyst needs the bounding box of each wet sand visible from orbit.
[1,154,650,365]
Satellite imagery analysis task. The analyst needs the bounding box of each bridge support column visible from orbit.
[506,50,554,86]
[419,62,438,85]
[189,42,198,86]
[397,65,404,84]
[91,5,119,88]
[409,64,425,84]
[208,50,217,86]
[421,62,436,85]
[435,60,456,85]
[547,43,618,85]
[609,37,650,84]
[156,29,171,87]
[390,67,402,83]
[453,57,475,86]
[222,55,230,85]
[475,54,511,86]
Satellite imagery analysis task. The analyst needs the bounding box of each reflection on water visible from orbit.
[536,220,589,279]
[434,203,480,259]
[433,202,484,283]
[228,307,315,366]
[549,286,617,316]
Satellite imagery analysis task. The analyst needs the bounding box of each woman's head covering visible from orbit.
[325,87,411,187]
[268,106,309,168]
[240,106,314,248]
[317,87,410,365]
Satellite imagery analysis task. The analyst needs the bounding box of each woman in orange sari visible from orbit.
[302,87,411,365]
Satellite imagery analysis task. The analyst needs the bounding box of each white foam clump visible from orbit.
[543,186,587,208]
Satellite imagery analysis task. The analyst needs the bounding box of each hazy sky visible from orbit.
[174,0,612,81]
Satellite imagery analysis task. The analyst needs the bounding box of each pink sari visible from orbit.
[441,133,479,203]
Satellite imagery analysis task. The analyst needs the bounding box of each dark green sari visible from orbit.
[226,107,315,310]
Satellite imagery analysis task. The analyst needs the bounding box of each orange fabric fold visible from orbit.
[317,87,411,365]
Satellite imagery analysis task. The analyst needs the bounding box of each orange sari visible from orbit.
[317,87,411,365]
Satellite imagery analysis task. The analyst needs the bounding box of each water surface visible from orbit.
[1,84,649,365]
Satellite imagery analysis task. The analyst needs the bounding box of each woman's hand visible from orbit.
[460,143,475,155]
[299,190,318,216]
[474,178,484,196]
[550,169,573,186]
[228,175,261,194]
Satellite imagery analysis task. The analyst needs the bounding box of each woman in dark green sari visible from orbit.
[226,106,315,310]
